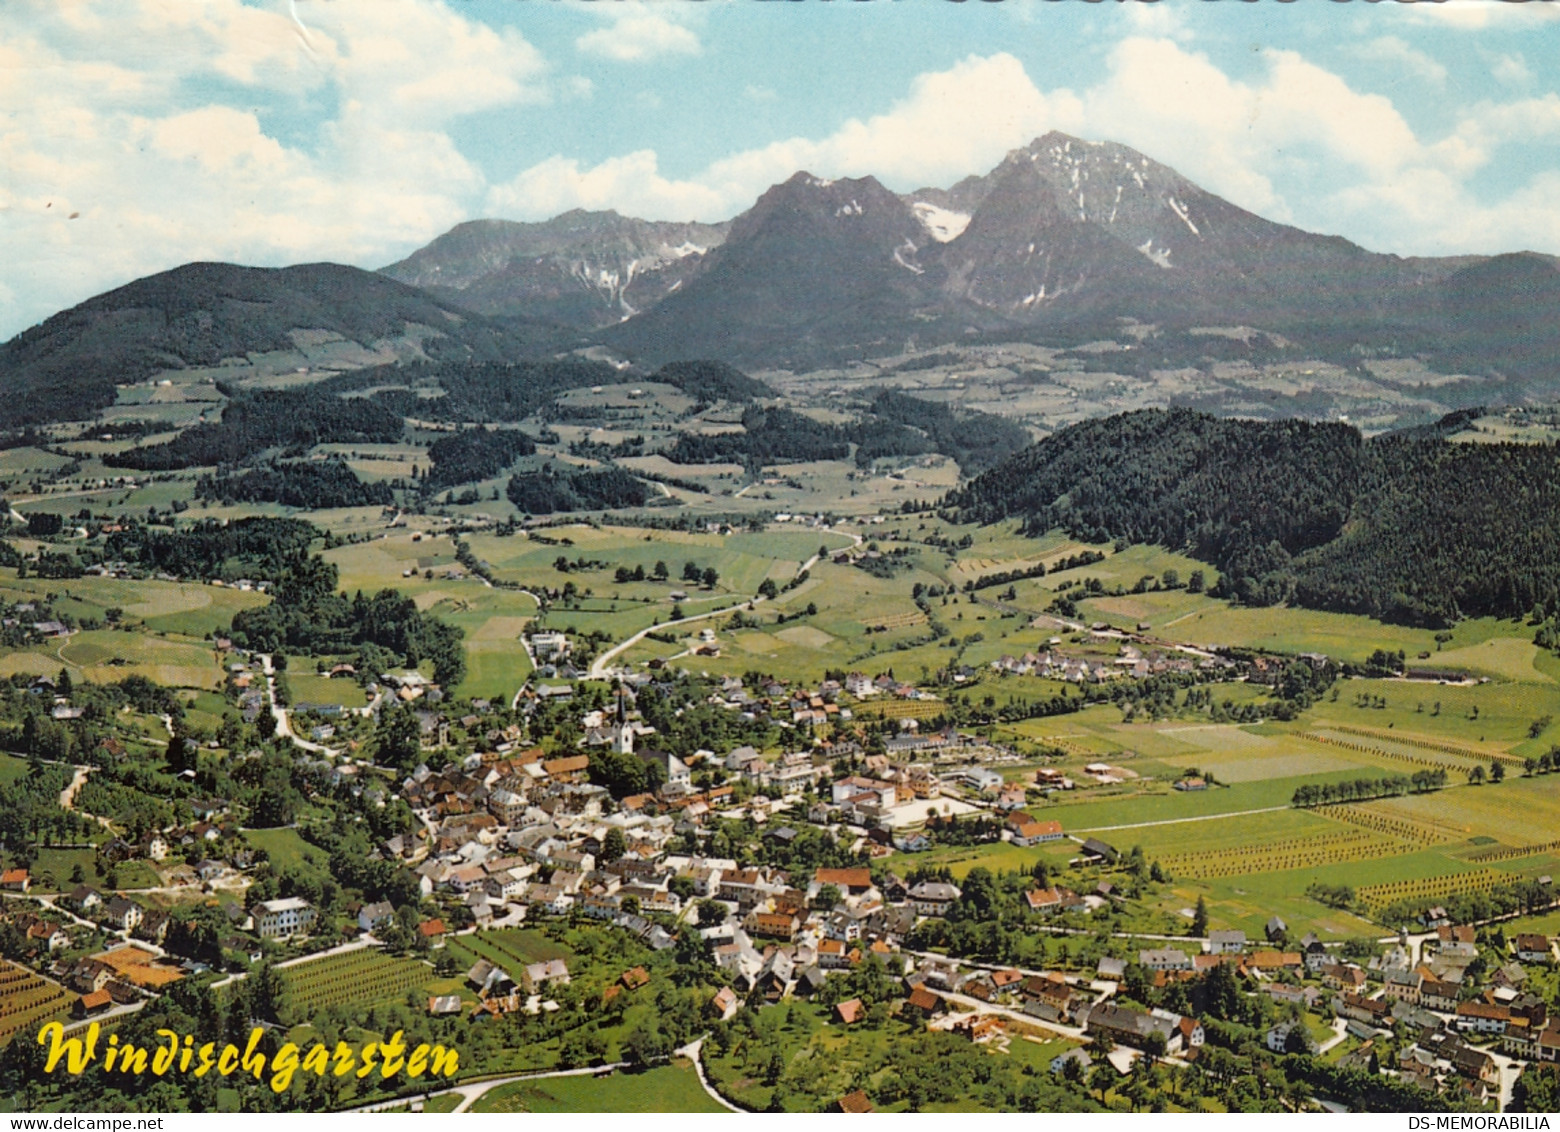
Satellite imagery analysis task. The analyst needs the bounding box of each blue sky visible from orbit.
[2,0,1558,339]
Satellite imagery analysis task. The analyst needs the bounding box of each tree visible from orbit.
[1491,760,1506,783]
[1468,765,1487,786]
[702,566,719,589]
[600,827,627,864]
[757,579,778,600]
[1088,1061,1116,1105]
[1191,895,1209,937]
[814,884,841,911]
[653,560,669,581]
[376,705,423,771]
[1187,569,1205,594]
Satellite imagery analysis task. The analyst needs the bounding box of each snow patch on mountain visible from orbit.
[911,202,971,243]
[1137,240,1173,269]
[1167,197,1200,238]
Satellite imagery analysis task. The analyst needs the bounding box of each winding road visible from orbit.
[583,525,855,681]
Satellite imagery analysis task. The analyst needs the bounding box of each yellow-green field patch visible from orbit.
[775,625,835,648]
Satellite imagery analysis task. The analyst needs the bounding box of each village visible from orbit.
[2,616,1558,1113]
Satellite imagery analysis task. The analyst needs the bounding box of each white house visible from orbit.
[256,897,316,940]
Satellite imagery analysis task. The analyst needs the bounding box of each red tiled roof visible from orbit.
[838,1091,873,1114]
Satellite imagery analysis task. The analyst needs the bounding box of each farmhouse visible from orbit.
[1011,819,1064,847]
[907,881,961,917]
[1207,930,1247,955]
[1079,838,1119,864]
[1087,1003,1194,1053]
[1139,948,1193,972]
[521,958,570,994]
[1514,934,1553,963]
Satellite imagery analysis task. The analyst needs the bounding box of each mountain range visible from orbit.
[5,130,1560,427]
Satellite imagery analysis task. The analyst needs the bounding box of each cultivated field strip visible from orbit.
[1036,736,1096,758]
[1322,724,1526,769]
[851,699,945,720]
[1296,730,1487,773]
[1157,827,1413,879]
[0,961,71,1046]
[1355,869,1507,915]
[443,930,567,978]
[1464,837,1560,863]
[1314,804,1468,846]
[278,949,429,1013]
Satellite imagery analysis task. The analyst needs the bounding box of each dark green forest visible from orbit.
[423,427,536,490]
[108,388,405,471]
[668,405,851,467]
[665,395,1029,474]
[948,407,1560,626]
[853,390,1031,473]
[102,517,320,582]
[506,465,651,515]
[196,459,393,510]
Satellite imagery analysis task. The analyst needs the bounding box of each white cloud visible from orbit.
[303,0,547,127]
[1351,36,1449,83]
[1397,0,1560,30]
[7,1,1560,344]
[1455,94,1560,149]
[576,11,700,63]
[1121,1,1194,43]
[1492,52,1533,85]
[486,151,726,221]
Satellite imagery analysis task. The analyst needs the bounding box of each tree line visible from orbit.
[1290,770,1446,808]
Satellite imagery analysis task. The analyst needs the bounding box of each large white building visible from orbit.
[531,632,571,661]
[256,897,316,940]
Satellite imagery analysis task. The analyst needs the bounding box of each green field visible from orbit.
[244,827,331,874]
[24,847,160,892]
[0,626,226,690]
[288,674,368,709]
[0,755,29,789]
[470,1061,726,1113]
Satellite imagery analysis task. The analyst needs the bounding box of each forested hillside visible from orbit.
[948,408,1560,626]
[0,262,555,430]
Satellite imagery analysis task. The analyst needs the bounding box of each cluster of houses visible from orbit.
[2,606,74,641]
[990,643,1232,685]
[1123,918,1560,1104]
